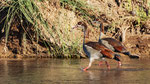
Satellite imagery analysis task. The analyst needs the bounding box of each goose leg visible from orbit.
[83,58,94,71]
[99,58,105,66]
[105,61,110,69]
[99,61,103,66]
[118,61,122,68]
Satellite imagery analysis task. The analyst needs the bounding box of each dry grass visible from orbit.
[35,0,84,57]
[35,0,150,57]
[0,0,149,58]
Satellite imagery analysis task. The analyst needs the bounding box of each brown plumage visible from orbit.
[85,42,115,59]
[72,21,121,71]
[93,19,139,58]
[102,38,126,52]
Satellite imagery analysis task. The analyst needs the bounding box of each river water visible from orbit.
[0,58,150,84]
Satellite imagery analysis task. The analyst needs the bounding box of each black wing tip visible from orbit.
[129,55,140,59]
[123,52,130,56]
[114,54,121,61]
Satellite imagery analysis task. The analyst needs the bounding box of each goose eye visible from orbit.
[78,22,82,25]
[96,19,99,21]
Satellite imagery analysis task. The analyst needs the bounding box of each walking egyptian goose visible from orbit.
[72,21,121,71]
[93,19,139,58]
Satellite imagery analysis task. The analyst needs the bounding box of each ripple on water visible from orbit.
[0,59,150,84]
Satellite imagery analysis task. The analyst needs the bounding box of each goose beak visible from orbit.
[92,20,101,25]
[71,25,78,32]
[92,20,97,23]
[72,25,78,29]
[91,20,96,24]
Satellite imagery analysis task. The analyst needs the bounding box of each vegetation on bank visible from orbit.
[0,0,149,58]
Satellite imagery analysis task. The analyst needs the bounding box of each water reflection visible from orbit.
[0,59,150,84]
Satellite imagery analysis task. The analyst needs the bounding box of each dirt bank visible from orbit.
[0,0,149,58]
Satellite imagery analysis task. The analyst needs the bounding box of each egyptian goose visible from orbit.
[72,21,121,71]
[93,19,139,58]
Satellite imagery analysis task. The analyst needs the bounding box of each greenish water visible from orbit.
[0,58,150,84]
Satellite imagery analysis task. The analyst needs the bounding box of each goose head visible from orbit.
[92,18,102,25]
[72,21,87,31]
[72,21,89,38]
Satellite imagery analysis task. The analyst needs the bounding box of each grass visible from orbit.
[125,0,149,23]
[60,0,96,21]
[52,9,82,58]
[0,0,84,58]
[0,0,48,42]
[58,0,100,58]
[0,0,149,58]
[0,0,56,57]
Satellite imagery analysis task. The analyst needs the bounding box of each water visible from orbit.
[0,58,150,84]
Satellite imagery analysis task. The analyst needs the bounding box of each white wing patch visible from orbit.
[101,40,115,51]
[84,45,103,60]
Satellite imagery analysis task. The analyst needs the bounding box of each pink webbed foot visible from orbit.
[99,61,103,66]
[118,61,122,68]
[83,67,89,71]
[107,65,110,70]
[118,61,122,66]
